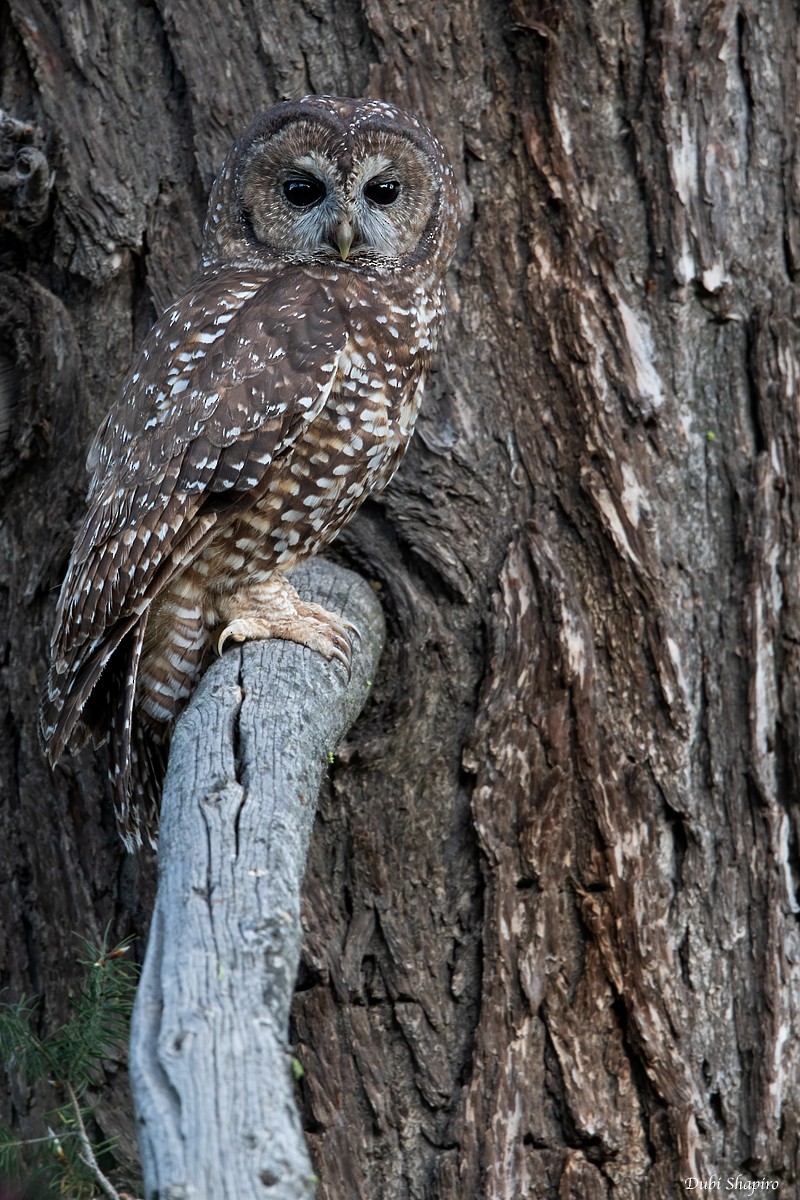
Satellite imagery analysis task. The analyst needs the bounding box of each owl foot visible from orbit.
[215,582,358,674]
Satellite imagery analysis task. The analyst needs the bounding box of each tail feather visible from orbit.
[77,615,164,850]
[39,612,141,765]
[107,616,147,795]
[123,721,168,850]
[41,568,212,850]
[106,617,152,847]
[40,613,166,850]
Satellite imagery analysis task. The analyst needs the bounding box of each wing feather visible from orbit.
[42,266,347,760]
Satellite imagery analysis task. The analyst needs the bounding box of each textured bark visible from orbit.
[130,561,384,1200]
[1,1,798,1198]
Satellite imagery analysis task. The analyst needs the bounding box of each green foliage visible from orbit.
[0,929,140,1199]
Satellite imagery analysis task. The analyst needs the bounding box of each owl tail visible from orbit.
[42,594,208,849]
[106,617,165,850]
[122,719,168,851]
[39,613,140,766]
[44,615,164,851]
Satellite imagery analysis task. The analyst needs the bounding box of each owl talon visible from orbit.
[327,641,353,675]
[315,623,354,676]
[216,611,354,676]
[217,619,257,656]
[343,618,361,643]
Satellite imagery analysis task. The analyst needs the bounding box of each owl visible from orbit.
[39,96,460,849]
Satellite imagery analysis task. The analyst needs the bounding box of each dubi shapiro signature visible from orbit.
[683,1178,778,1193]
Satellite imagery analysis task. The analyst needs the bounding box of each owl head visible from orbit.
[202,96,460,276]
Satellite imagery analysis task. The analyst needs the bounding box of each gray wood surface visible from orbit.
[129,560,385,1200]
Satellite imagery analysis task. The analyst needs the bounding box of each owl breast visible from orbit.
[212,278,436,582]
[137,285,435,733]
[206,333,422,581]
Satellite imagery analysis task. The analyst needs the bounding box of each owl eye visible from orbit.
[283,176,326,209]
[364,179,400,206]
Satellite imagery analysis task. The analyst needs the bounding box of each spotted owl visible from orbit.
[39,96,460,849]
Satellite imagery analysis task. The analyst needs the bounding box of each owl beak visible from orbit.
[335,220,354,261]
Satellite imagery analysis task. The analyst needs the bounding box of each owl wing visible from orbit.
[41,266,349,762]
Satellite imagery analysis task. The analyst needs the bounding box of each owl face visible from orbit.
[203,97,458,273]
[241,123,437,266]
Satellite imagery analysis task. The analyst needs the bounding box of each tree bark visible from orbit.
[130,561,384,1200]
[1,2,799,1197]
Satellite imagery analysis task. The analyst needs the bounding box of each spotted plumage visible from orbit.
[39,96,460,848]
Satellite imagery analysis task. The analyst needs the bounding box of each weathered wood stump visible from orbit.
[129,560,384,1200]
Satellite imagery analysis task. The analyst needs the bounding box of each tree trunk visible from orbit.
[1,1,797,1197]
